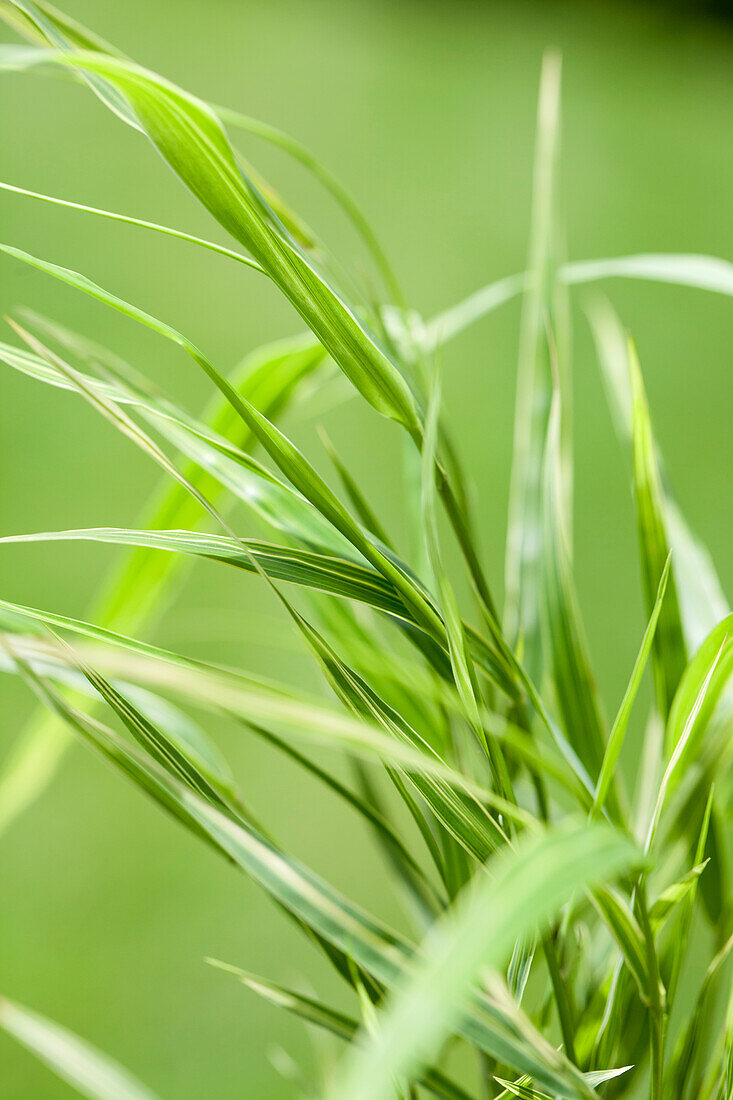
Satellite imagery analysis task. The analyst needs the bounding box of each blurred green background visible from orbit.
[0,1,731,1096]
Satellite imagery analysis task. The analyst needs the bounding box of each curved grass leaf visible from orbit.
[0,996,162,1100]
[0,598,522,818]
[326,821,638,1100]
[664,613,733,776]
[504,52,565,680]
[589,887,648,998]
[428,253,733,348]
[206,963,472,1100]
[6,646,606,1097]
[1,0,404,303]
[0,180,265,272]
[57,50,419,430]
[0,528,410,619]
[644,632,727,854]
[592,558,671,816]
[0,243,447,645]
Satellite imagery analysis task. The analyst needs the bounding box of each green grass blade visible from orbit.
[59,50,419,430]
[0,996,162,1100]
[207,963,472,1100]
[0,597,520,815]
[6,644,598,1095]
[589,886,649,996]
[2,0,405,302]
[664,613,733,772]
[666,932,733,1098]
[629,340,687,719]
[592,557,671,816]
[422,371,512,799]
[0,243,446,640]
[0,180,265,271]
[541,392,608,787]
[588,299,729,651]
[428,253,733,349]
[326,821,638,1100]
[504,52,564,678]
[644,631,728,853]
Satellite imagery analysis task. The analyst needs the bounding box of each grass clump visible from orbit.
[0,3,731,1097]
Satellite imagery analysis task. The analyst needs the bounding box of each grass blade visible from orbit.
[0,996,161,1100]
[207,964,472,1100]
[326,821,638,1100]
[592,557,671,815]
[629,340,687,719]
[541,392,608,787]
[504,52,565,679]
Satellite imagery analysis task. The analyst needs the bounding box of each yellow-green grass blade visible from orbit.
[6,646,603,1097]
[55,50,419,430]
[592,558,671,816]
[0,996,161,1100]
[326,821,639,1100]
[0,291,518,700]
[588,299,729,652]
[0,528,411,620]
[666,931,733,1098]
[589,886,649,998]
[0,327,349,560]
[422,370,512,800]
[0,599,523,818]
[207,963,473,1100]
[644,628,728,855]
[0,180,264,272]
[427,253,733,349]
[629,341,687,719]
[1,0,404,303]
[541,392,608,790]
[0,325,325,835]
[0,243,446,642]
[664,613,733,783]
[504,52,567,680]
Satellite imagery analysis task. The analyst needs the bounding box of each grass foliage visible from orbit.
[0,3,731,1097]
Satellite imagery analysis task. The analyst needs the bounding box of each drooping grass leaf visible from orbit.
[0,597,524,817]
[1,0,405,303]
[427,253,733,348]
[56,50,420,430]
[5,644,602,1097]
[0,996,161,1100]
[326,821,638,1100]
[0,180,265,272]
[206,963,472,1100]
[0,244,449,645]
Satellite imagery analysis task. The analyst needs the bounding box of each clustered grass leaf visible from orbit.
[0,7,730,1099]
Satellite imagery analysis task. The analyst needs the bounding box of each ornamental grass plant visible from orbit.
[0,3,731,1098]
